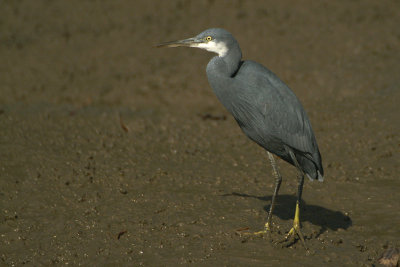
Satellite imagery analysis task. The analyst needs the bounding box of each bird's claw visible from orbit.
[281,222,308,250]
[240,222,272,237]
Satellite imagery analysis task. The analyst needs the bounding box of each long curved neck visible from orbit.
[206,44,242,78]
[205,44,242,109]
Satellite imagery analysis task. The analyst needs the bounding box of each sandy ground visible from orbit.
[1,0,399,266]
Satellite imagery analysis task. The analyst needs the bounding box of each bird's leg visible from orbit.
[253,152,282,236]
[283,149,308,249]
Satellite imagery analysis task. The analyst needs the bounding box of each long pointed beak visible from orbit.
[156,37,201,48]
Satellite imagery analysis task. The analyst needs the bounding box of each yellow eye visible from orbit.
[206,36,212,41]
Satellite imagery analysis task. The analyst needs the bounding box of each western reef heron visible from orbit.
[157,28,324,249]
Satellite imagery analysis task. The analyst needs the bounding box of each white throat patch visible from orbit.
[191,40,228,57]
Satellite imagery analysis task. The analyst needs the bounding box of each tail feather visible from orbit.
[306,170,324,182]
[317,170,324,182]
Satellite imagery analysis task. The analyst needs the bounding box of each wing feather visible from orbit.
[230,60,317,156]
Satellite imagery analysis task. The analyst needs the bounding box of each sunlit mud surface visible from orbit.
[1,1,399,266]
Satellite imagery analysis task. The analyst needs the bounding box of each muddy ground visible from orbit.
[1,1,399,266]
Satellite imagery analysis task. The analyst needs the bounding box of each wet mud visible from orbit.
[1,1,399,266]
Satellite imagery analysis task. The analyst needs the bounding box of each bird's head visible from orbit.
[157,28,237,57]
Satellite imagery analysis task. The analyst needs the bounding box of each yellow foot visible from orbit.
[253,222,272,236]
[283,222,307,249]
[282,201,308,250]
[240,222,272,237]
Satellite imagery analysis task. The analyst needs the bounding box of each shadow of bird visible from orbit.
[223,192,352,237]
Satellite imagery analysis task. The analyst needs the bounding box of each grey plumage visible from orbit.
[157,28,324,247]
[197,28,323,180]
